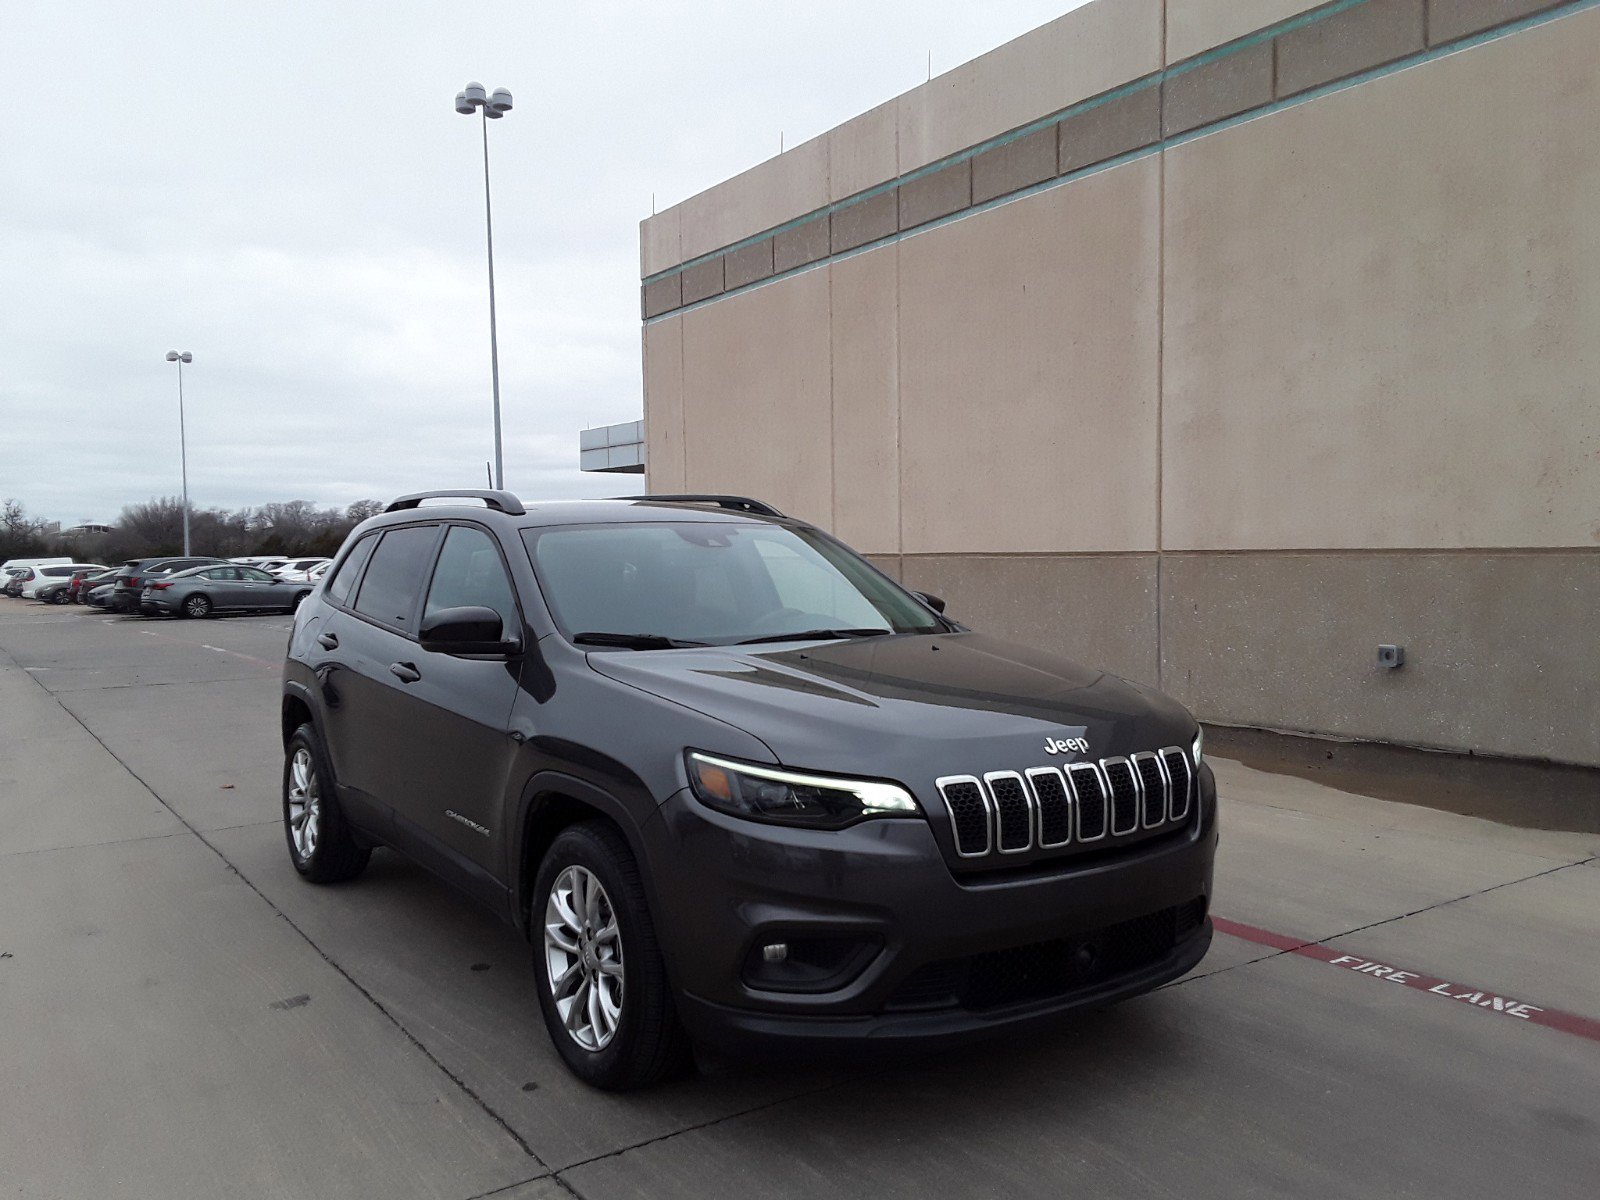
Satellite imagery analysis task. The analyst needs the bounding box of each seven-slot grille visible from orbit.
[937,745,1196,860]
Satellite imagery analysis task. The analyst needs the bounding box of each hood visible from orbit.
[586,631,1196,785]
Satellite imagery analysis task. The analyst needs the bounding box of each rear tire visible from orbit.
[183,594,212,619]
[532,822,691,1091]
[292,590,311,611]
[283,724,370,884]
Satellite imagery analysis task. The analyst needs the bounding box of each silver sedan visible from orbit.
[141,564,315,618]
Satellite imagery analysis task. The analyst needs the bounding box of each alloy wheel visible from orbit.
[543,865,624,1050]
[286,747,321,859]
[185,595,209,617]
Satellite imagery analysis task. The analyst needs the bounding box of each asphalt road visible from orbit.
[1,600,1596,1199]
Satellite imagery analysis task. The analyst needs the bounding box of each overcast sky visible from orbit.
[3,1,1085,527]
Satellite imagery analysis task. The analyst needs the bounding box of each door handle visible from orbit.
[317,632,339,650]
[390,662,421,684]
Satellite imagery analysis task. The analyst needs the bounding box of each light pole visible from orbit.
[454,81,513,491]
[164,350,193,555]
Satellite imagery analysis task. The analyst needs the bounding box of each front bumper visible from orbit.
[643,763,1218,1054]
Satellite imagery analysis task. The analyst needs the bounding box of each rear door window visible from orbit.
[353,526,440,633]
[326,534,379,607]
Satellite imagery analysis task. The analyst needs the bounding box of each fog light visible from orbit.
[741,934,883,994]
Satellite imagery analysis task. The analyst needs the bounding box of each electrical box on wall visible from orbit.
[1377,644,1405,669]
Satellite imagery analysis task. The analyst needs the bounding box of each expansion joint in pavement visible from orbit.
[8,651,546,1167]
[1180,854,1600,990]
[547,1070,874,1178]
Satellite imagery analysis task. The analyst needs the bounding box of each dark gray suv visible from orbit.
[281,491,1217,1090]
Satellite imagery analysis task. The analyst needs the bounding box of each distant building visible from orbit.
[578,419,645,473]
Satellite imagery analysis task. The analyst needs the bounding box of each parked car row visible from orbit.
[2,554,329,618]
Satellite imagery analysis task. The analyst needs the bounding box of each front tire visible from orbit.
[283,724,370,883]
[533,822,690,1091]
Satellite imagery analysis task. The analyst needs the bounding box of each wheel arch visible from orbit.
[281,684,317,748]
[510,773,657,942]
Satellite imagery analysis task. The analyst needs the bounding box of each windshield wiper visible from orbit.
[735,627,895,646]
[572,632,709,650]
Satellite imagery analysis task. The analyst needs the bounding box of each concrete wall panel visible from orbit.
[680,269,833,526]
[639,206,682,279]
[1166,0,1325,62]
[679,135,831,263]
[898,159,1161,554]
[829,101,898,202]
[642,319,686,493]
[1163,11,1600,550]
[897,0,1163,174]
[830,248,901,554]
[901,554,1160,685]
[1161,551,1600,766]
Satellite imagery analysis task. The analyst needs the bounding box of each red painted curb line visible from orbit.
[1214,916,1600,1045]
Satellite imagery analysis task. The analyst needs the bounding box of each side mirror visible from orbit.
[913,591,947,614]
[419,605,521,656]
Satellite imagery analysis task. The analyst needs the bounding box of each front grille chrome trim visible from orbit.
[1161,748,1194,822]
[1066,762,1109,843]
[936,774,992,858]
[1025,766,1073,849]
[984,770,1034,854]
[1133,750,1168,830]
[1102,756,1141,837]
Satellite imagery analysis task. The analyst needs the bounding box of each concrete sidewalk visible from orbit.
[0,649,547,1199]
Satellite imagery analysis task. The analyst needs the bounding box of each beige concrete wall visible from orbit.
[679,267,834,527]
[901,554,1161,685]
[1166,0,1324,60]
[895,0,1164,174]
[898,159,1161,554]
[1163,8,1600,551]
[641,319,686,492]
[1160,551,1600,764]
[642,0,1600,766]
[830,248,901,554]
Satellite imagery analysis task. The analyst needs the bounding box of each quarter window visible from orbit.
[326,534,379,607]
[353,526,439,632]
[424,526,517,632]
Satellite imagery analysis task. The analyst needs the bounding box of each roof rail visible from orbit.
[611,494,784,518]
[384,489,526,516]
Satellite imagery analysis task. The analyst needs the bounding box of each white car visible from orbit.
[1,556,71,576]
[231,555,291,572]
[19,563,105,599]
[272,557,331,582]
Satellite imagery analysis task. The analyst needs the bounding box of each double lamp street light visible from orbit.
[454,82,513,491]
[164,350,193,556]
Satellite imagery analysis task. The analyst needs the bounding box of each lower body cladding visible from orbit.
[643,765,1218,1056]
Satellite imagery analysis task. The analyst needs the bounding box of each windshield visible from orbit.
[523,521,943,646]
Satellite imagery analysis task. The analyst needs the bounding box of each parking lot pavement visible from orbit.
[2,600,1597,1198]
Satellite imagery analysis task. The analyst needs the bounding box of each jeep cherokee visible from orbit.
[280,490,1217,1090]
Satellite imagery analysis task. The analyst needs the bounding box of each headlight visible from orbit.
[686,751,920,829]
[1192,726,1204,767]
